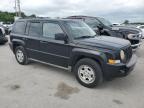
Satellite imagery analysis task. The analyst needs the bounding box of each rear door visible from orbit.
[26,21,42,59]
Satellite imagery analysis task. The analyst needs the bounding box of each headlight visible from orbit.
[108,50,126,64]
[128,33,142,39]
[127,33,135,39]
[120,50,125,61]
[139,32,143,38]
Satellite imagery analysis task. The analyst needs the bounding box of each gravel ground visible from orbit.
[0,42,144,108]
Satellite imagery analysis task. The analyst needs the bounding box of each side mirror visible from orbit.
[55,33,68,43]
[97,24,103,30]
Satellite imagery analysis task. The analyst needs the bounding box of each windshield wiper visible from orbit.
[75,35,95,39]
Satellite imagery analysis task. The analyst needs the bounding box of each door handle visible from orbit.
[40,40,47,44]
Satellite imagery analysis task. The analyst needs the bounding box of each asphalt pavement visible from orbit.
[0,42,144,108]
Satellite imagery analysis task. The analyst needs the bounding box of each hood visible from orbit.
[75,36,131,50]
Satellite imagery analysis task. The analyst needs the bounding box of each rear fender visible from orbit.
[11,39,25,52]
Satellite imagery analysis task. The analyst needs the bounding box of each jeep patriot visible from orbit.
[9,18,137,88]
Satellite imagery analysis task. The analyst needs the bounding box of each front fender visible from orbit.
[70,48,107,67]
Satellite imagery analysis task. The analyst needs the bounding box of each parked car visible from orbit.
[0,26,8,44]
[7,24,13,34]
[2,23,13,35]
[112,23,121,26]
[9,18,137,88]
[66,16,143,49]
[137,25,144,39]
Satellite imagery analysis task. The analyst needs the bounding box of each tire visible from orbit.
[0,42,5,45]
[73,58,103,88]
[0,41,7,45]
[15,46,29,65]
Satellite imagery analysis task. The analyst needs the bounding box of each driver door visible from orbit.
[39,21,71,68]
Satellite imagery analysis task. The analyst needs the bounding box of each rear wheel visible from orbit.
[0,41,7,45]
[15,46,29,65]
[73,58,103,88]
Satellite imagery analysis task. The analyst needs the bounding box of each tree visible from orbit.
[0,11,16,23]
[123,20,129,24]
[0,11,36,23]
[28,14,36,18]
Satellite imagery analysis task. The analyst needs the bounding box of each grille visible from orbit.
[130,40,140,45]
[123,46,132,63]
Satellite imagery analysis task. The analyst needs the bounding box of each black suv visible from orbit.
[9,18,137,88]
[66,16,143,49]
[0,26,8,44]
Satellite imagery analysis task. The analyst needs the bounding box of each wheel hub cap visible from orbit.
[78,65,95,84]
[16,50,24,63]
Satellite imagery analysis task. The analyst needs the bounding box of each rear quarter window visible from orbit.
[12,21,26,34]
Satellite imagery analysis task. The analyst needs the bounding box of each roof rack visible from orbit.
[18,17,51,20]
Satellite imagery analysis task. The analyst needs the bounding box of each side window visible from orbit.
[29,22,42,37]
[85,18,100,28]
[43,22,64,39]
[13,21,26,34]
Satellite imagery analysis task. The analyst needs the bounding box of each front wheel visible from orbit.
[73,58,103,88]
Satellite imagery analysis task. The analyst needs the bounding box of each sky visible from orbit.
[0,0,144,23]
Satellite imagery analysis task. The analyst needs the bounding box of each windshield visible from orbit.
[84,18,102,29]
[64,21,96,39]
[97,17,112,27]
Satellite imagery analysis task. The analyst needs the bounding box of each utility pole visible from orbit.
[14,0,21,17]
[14,0,17,16]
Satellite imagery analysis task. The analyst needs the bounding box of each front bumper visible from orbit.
[131,42,142,50]
[103,54,137,79]
[0,36,8,44]
[130,38,143,49]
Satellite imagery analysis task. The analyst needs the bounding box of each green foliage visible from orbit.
[0,11,16,23]
[0,11,36,23]
[123,20,129,24]
[28,14,36,18]
[130,22,144,25]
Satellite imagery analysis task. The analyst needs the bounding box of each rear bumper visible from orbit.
[0,36,8,43]
[103,54,137,79]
